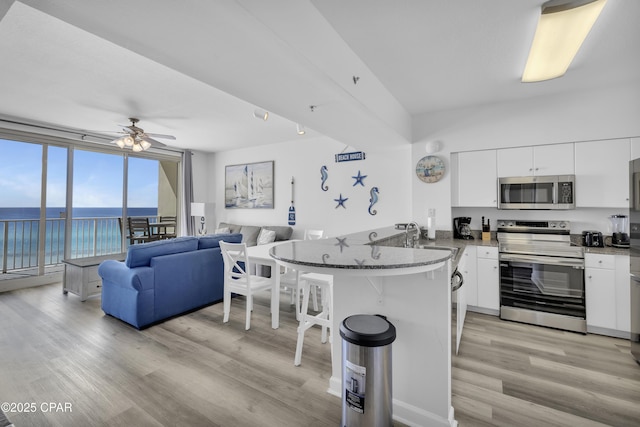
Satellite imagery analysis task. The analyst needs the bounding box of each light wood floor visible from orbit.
[453,311,640,426]
[0,283,639,426]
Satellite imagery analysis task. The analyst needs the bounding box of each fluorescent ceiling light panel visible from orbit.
[522,0,607,83]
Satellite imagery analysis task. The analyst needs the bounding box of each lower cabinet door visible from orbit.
[477,258,499,311]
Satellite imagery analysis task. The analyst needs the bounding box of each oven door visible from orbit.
[499,253,585,318]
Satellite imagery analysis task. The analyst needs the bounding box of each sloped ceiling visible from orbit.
[0,0,638,153]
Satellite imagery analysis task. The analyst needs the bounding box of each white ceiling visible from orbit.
[0,0,638,153]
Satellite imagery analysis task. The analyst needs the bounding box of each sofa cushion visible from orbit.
[240,225,261,246]
[197,233,242,249]
[218,222,242,234]
[217,222,293,243]
[262,226,293,241]
[257,228,276,245]
[125,236,198,268]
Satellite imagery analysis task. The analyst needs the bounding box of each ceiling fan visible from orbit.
[111,118,176,151]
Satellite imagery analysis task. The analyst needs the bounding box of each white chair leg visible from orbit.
[294,281,311,366]
[311,284,319,311]
[320,288,329,343]
[245,294,252,330]
[294,286,301,321]
[223,287,231,323]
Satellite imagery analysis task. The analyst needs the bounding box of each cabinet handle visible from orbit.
[598,260,602,264]
[588,275,592,279]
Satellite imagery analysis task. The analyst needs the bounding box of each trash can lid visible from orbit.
[339,314,396,347]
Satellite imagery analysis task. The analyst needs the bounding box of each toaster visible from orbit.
[582,230,604,247]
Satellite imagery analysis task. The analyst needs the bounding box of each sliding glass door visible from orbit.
[0,133,181,284]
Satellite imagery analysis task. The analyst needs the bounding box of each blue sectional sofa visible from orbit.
[98,233,242,329]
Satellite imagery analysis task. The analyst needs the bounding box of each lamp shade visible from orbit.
[190,202,205,217]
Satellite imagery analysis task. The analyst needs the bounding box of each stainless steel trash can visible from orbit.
[340,314,396,427]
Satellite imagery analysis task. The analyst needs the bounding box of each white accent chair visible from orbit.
[220,241,273,330]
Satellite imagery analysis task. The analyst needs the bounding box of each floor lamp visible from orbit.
[191,202,206,235]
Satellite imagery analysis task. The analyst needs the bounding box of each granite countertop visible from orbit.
[269,226,630,274]
[269,226,453,271]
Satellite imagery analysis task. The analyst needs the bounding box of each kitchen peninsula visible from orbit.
[270,227,457,427]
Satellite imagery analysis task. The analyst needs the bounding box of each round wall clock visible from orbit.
[415,155,445,183]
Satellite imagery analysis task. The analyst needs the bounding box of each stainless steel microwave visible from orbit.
[498,175,575,210]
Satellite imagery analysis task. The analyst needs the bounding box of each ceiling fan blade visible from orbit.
[145,132,176,140]
[140,135,167,148]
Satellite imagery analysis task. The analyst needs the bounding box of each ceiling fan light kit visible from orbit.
[109,117,173,151]
[522,0,607,83]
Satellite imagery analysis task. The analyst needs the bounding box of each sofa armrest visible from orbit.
[98,260,154,292]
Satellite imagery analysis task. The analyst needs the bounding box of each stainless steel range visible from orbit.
[497,219,586,333]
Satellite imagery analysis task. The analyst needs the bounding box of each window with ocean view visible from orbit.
[0,135,179,285]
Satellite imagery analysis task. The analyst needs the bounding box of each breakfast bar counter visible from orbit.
[270,227,457,427]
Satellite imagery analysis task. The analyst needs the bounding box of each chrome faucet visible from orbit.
[405,222,420,248]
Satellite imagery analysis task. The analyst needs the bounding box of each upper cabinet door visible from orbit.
[497,147,533,177]
[575,139,630,208]
[497,144,574,177]
[456,150,497,207]
[533,143,575,175]
[631,137,640,160]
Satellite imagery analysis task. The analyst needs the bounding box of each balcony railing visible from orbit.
[0,216,158,274]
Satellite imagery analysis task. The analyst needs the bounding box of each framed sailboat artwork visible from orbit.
[225,160,274,209]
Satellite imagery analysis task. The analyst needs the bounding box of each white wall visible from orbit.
[191,81,640,237]
[201,136,412,238]
[411,81,640,234]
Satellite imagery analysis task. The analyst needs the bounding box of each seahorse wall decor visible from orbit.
[320,165,329,191]
[368,186,379,215]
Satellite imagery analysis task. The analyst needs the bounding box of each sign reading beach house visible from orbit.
[335,151,366,163]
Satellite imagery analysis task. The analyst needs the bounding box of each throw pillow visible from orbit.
[240,225,261,246]
[215,226,230,234]
[257,228,276,245]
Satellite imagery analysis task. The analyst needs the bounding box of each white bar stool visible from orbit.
[294,272,333,366]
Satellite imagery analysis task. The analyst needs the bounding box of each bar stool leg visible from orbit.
[294,279,311,366]
[294,275,332,366]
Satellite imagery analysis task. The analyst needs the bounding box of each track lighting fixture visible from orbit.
[296,124,306,135]
[253,109,269,121]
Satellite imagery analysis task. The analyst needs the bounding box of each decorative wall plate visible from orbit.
[416,155,445,183]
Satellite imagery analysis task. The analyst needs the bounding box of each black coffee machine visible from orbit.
[453,217,474,239]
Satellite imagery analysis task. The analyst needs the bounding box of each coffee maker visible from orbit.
[453,217,474,239]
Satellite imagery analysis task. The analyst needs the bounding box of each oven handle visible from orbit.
[499,253,584,268]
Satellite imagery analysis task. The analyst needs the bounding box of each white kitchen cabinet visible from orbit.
[476,246,499,312]
[454,150,497,207]
[630,137,640,159]
[585,253,630,335]
[575,139,630,208]
[459,245,477,307]
[497,143,574,177]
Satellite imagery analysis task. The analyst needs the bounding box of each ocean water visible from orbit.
[0,207,157,220]
[0,207,158,270]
